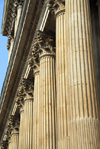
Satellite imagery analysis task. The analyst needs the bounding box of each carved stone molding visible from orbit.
[19,0,24,6]
[47,0,65,16]
[12,0,19,19]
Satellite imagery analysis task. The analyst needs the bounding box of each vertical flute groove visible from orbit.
[66,0,100,148]
[39,52,56,149]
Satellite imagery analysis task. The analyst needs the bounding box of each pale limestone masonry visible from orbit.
[0,0,100,149]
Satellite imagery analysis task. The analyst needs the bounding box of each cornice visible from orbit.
[1,0,14,36]
[0,0,45,143]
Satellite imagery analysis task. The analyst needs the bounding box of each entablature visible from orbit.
[1,0,24,36]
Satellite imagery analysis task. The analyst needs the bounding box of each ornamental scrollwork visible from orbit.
[47,0,65,15]
[16,78,34,107]
[28,39,40,72]
[36,30,55,56]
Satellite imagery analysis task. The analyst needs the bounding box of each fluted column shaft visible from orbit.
[19,108,24,149]
[9,129,19,149]
[23,98,33,149]
[39,52,56,149]
[55,7,69,149]
[33,70,39,149]
[66,0,100,148]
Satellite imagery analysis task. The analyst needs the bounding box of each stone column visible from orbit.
[66,0,100,148]
[33,68,39,149]
[23,80,33,149]
[17,79,34,149]
[2,116,19,149]
[19,108,24,149]
[47,0,69,148]
[36,31,56,149]
[8,139,11,149]
[16,93,24,149]
[29,43,40,149]
[10,129,19,149]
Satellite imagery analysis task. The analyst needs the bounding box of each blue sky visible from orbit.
[0,0,8,94]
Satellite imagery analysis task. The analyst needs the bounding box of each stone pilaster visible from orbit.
[36,31,56,149]
[17,78,34,149]
[47,0,69,148]
[66,0,100,148]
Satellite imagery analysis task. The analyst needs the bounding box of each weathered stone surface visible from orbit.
[0,0,100,148]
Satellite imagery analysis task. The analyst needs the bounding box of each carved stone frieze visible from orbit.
[47,0,65,15]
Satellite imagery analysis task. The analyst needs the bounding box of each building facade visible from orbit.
[0,0,100,148]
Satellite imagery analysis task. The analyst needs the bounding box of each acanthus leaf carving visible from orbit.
[47,0,65,15]
[28,38,40,73]
[36,30,55,56]
[16,78,34,107]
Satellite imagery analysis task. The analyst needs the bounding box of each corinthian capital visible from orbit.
[16,78,34,106]
[36,30,55,57]
[28,40,40,72]
[47,0,65,15]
